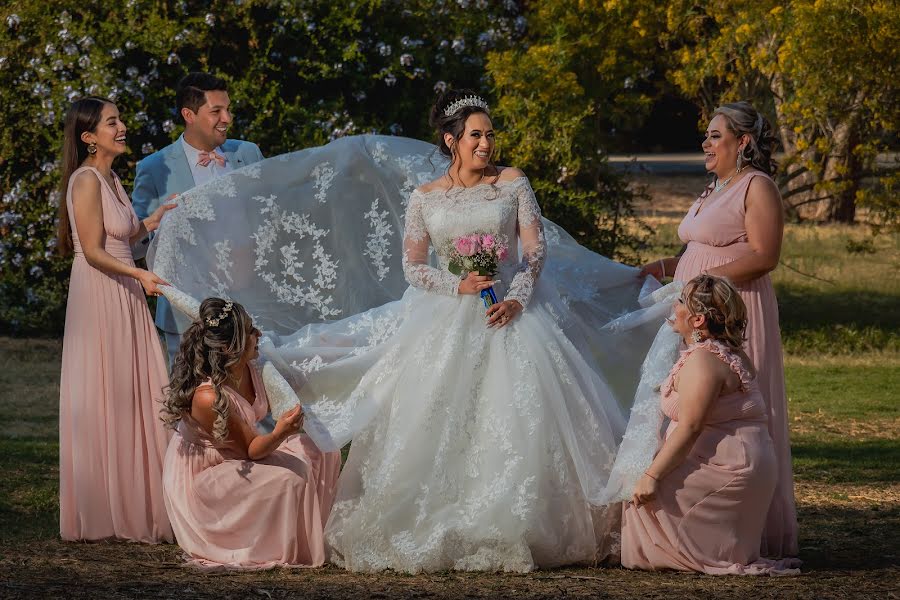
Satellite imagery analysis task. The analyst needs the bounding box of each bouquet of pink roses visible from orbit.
[446,232,509,308]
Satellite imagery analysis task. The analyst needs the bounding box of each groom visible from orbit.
[133,72,264,367]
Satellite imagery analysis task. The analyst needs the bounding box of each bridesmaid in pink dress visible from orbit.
[161,298,342,569]
[641,102,798,557]
[57,98,176,542]
[622,275,800,575]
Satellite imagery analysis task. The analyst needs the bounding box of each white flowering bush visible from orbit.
[0,0,530,334]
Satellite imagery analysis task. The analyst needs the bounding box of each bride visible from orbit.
[150,90,676,573]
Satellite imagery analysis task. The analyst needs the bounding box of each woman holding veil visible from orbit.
[150,90,674,573]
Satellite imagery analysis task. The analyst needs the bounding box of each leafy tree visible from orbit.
[487,0,664,259]
[661,0,900,227]
[0,0,530,334]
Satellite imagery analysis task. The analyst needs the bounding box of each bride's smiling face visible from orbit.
[446,112,495,171]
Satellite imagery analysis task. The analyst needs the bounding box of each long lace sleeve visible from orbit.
[506,179,546,309]
[402,191,461,296]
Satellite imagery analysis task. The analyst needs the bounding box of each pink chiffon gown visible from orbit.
[673,170,798,557]
[162,362,342,569]
[59,166,173,542]
[621,340,801,575]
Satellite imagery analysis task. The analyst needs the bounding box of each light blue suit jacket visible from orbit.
[132,137,264,333]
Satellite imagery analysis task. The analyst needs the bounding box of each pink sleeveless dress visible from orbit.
[162,362,342,569]
[674,170,798,557]
[59,166,173,542]
[621,341,801,575]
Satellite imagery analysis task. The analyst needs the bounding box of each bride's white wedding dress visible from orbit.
[149,135,680,573]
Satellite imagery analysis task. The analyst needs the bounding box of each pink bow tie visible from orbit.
[197,150,226,168]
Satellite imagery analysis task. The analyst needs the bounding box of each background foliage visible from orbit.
[660,0,900,226]
[1,0,897,335]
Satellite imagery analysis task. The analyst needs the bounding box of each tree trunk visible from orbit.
[814,104,862,223]
[771,72,816,221]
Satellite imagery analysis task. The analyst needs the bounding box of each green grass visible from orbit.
[787,362,899,418]
[0,338,61,543]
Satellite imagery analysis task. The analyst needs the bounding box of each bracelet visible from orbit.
[644,470,659,481]
[658,259,666,279]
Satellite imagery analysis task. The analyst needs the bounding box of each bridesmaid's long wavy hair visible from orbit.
[429,88,498,191]
[162,297,255,442]
[57,97,113,256]
[683,274,748,350]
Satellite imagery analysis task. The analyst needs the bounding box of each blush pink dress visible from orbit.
[162,362,342,569]
[59,166,173,542]
[674,170,798,557]
[621,340,801,575]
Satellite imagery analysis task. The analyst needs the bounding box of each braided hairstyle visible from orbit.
[429,88,497,188]
[683,274,748,350]
[713,101,778,176]
[161,297,254,442]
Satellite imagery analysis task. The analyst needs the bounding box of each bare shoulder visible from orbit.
[746,172,781,207]
[682,347,729,381]
[191,385,218,411]
[71,169,101,199]
[496,166,526,182]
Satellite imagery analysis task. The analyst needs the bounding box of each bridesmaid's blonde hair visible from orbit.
[162,297,254,442]
[683,275,748,350]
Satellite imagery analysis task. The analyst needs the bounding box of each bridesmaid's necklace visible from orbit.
[713,166,745,194]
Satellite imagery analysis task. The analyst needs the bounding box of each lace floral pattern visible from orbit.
[149,135,665,573]
[253,194,341,320]
[363,199,393,281]
[401,177,545,305]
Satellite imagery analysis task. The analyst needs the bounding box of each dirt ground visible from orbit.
[1,529,898,600]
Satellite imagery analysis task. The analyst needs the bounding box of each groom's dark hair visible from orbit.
[176,72,228,122]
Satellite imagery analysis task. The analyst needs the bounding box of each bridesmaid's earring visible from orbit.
[736,148,744,172]
[87,142,98,155]
[691,329,703,344]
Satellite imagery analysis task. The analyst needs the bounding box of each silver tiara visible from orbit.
[443,95,489,117]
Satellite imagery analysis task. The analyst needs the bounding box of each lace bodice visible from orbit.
[402,176,546,308]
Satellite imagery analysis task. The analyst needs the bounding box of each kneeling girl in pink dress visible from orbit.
[622,275,800,575]
[161,297,341,569]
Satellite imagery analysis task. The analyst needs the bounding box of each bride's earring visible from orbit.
[691,329,703,344]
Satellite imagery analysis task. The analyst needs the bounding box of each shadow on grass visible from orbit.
[0,439,58,543]
[799,502,900,570]
[776,286,900,354]
[792,438,899,484]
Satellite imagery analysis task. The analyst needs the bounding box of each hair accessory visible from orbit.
[443,95,489,117]
[205,300,234,327]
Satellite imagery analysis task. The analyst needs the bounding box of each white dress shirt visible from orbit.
[180,135,233,187]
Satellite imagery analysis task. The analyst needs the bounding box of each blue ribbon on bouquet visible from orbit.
[480,286,498,309]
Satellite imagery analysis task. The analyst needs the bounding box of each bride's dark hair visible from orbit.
[429,88,498,188]
[161,297,254,442]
